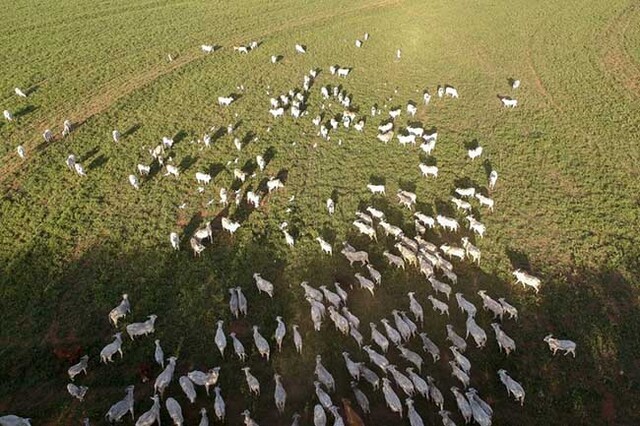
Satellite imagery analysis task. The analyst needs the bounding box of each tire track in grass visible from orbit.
[524,32,561,112]
[598,2,640,97]
[0,0,401,186]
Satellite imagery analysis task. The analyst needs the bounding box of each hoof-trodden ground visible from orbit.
[1,0,639,425]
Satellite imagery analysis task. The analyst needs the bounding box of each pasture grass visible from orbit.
[1,0,639,424]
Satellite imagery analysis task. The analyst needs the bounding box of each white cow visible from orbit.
[137,164,150,175]
[397,133,416,146]
[378,122,394,134]
[74,163,86,177]
[436,215,459,232]
[498,369,525,405]
[465,216,486,238]
[201,44,214,53]
[475,193,495,211]
[419,140,436,156]
[367,184,385,195]
[326,198,335,215]
[512,269,542,293]
[270,107,284,118]
[451,197,472,212]
[218,96,234,106]
[419,164,438,178]
[128,174,139,190]
[414,212,435,229]
[170,232,180,250]
[445,86,459,98]
[221,217,241,234]
[468,146,483,160]
[196,172,212,185]
[489,170,498,190]
[233,169,246,182]
[164,164,180,178]
[501,97,518,108]
[389,108,401,119]
[337,67,351,77]
[316,237,332,255]
[455,187,476,198]
[267,177,284,193]
[543,335,576,357]
[247,191,260,208]
[406,124,424,136]
[377,132,394,143]
[43,129,53,142]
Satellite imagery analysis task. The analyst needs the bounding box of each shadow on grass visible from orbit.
[178,155,197,173]
[14,104,38,119]
[88,154,108,170]
[0,233,638,426]
[122,123,142,138]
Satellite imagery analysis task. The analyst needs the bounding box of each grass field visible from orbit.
[1,0,639,424]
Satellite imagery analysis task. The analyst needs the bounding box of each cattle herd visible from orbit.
[1,32,576,426]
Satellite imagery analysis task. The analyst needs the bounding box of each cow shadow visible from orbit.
[241,159,257,176]
[178,155,198,173]
[208,162,226,180]
[506,247,531,271]
[240,131,256,150]
[263,146,277,166]
[173,130,188,145]
[211,127,227,143]
[463,139,480,150]
[330,189,340,205]
[276,169,289,184]
[398,178,417,193]
[433,197,455,217]
[319,225,337,244]
[147,160,163,180]
[122,123,142,138]
[14,105,38,119]
[419,154,437,166]
[483,159,493,178]
[80,147,99,163]
[183,212,204,238]
[24,85,40,96]
[453,176,481,190]
[88,155,108,170]
[369,174,386,185]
